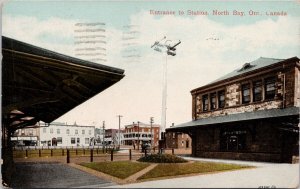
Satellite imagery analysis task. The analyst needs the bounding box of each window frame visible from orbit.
[265,77,276,100]
[242,83,251,104]
[202,94,209,111]
[253,80,262,102]
[210,93,217,110]
[218,90,225,108]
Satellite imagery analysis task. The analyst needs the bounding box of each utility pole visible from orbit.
[117,115,122,150]
[137,121,140,151]
[102,121,105,149]
[150,117,154,148]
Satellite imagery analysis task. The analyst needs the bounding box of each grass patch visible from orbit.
[81,161,150,179]
[138,161,252,180]
[138,154,188,163]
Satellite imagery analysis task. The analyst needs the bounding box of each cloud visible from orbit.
[2,12,299,129]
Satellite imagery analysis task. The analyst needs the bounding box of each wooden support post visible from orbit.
[172,148,174,155]
[83,148,85,155]
[67,150,70,163]
[76,149,78,155]
[144,148,147,157]
[90,149,93,162]
[51,149,53,156]
[39,149,41,157]
[111,148,114,161]
[129,149,132,160]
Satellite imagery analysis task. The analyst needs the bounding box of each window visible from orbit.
[77,138,80,144]
[50,128,53,134]
[242,84,250,104]
[210,93,216,110]
[71,138,75,144]
[253,80,262,102]
[29,129,33,136]
[181,141,184,147]
[57,129,60,134]
[265,77,276,100]
[82,130,85,134]
[75,129,78,134]
[43,128,46,133]
[57,137,62,144]
[66,129,70,134]
[89,130,91,135]
[202,94,208,111]
[85,138,89,144]
[218,91,225,108]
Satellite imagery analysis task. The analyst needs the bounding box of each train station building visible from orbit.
[167,57,299,163]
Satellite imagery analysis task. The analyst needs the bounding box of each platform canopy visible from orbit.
[2,36,125,130]
[167,107,299,133]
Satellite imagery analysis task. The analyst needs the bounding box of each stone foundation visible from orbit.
[197,151,282,163]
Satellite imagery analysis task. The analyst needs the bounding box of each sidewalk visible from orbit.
[106,157,299,188]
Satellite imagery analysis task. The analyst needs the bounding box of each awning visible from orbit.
[2,36,125,130]
[167,106,299,131]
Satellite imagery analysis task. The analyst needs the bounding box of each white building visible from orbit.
[39,122,95,147]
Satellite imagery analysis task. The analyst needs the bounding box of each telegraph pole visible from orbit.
[117,115,122,149]
[102,121,105,149]
[150,117,154,147]
[137,121,140,150]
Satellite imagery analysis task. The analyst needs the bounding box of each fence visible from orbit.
[13,147,191,164]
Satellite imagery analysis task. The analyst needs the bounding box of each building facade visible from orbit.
[123,122,160,148]
[39,122,95,147]
[11,127,40,146]
[165,131,192,149]
[104,128,124,146]
[168,57,299,163]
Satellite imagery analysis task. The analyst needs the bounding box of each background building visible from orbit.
[104,128,124,146]
[166,131,192,149]
[123,122,160,148]
[168,57,299,163]
[39,122,95,147]
[11,126,40,146]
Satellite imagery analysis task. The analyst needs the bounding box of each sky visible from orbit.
[2,0,300,130]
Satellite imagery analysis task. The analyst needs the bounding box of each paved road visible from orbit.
[108,157,299,188]
[11,162,115,188]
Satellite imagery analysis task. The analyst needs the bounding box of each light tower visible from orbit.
[151,36,181,150]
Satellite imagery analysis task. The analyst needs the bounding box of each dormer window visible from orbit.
[238,63,255,72]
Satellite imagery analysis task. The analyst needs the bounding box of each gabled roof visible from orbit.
[2,36,125,129]
[192,56,299,93]
[167,107,299,131]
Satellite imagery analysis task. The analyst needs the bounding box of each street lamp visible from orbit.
[151,36,181,147]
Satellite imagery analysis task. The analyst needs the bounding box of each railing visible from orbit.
[12,147,192,164]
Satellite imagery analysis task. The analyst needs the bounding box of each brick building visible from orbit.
[166,131,192,149]
[167,57,299,163]
[123,122,160,148]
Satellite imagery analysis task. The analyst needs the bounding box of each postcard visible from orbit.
[1,0,299,188]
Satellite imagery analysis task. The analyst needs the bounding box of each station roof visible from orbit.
[2,36,125,130]
[191,56,299,93]
[167,107,299,131]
